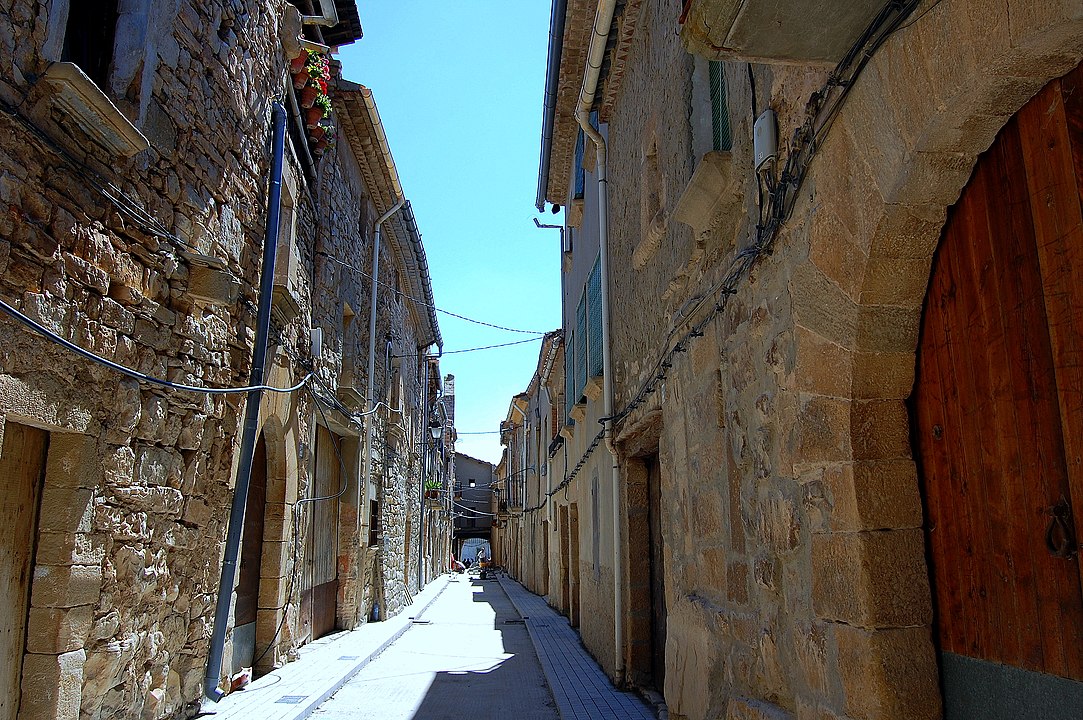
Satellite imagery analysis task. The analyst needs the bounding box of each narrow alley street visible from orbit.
[307,573,655,720]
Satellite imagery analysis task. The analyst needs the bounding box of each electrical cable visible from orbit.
[0,296,313,395]
[317,253,552,335]
[0,101,196,253]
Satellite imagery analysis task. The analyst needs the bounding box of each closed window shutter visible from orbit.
[575,295,587,401]
[709,61,732,152]
[587,257,603,378]
[574,130,586,200]
[565,341,576,422]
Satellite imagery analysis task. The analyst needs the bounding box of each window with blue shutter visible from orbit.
[587,256,603,378]
[565,337,576,423]
[575,295,587,401]
[574,129,585,200]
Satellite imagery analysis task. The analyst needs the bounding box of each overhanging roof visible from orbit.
[333,82,442,349]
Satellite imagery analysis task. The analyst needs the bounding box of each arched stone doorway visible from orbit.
[795,3,1083,718]
[912,64,1083,716]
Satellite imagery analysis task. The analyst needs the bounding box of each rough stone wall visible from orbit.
[0,1,384,717]
[591,1,1083,720]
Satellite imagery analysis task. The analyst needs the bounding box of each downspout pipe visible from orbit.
[536,0,569,211]
[360,198,405,530]
[417,351,428,590]
[204,101,287,702]
[574,0,622,683]
[360,199,404,622]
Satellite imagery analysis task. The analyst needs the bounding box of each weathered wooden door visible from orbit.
[233,432,267,671]
[913,66,1083,717]
[646,455,667,692]
[301,426,340,640]
[0,423,47,720]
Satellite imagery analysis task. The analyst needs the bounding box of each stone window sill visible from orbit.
[674,151,738,232]
[36,62,149,158]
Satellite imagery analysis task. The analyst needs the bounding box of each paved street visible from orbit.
[310,573,557,719]
[305,573,656,720]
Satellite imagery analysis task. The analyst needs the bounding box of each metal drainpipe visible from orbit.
[203,101,286,702]
[360,199,404,530]
[360,199,402,624]
[574,0,622,683]
[417,352,429,589]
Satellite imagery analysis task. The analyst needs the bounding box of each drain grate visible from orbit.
[338,655,359,661]
[504,619,526,625]
[276,696,307,704]
[411,619,432,625]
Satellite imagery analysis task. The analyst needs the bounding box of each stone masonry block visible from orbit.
[25,605,93,654]
[794,395,851,465]
[852,352,914,400]
[855,306,920,355]
[836,625,940,720]
[31,565,102,609]
[34,531,104,566]
[808,208,867,300]
[859,257,932,307]
[37,487,94,533]
[20,648,85,720]
[866,203,945,261]
[850,400,911,461]
[812,530,932,628]
[822,461,922,532]
[794,326,852,398]
[42,433,98,489]
[790,262,857,349]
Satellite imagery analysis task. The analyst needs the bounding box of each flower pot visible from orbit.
[289,50,309,73]
[299,84,319,108]
[293,70,310,90]
[314,137,329,154]
[305,106,324,128]
[309,125,326,143]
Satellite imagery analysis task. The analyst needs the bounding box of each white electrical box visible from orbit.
[311,327,323,359]
[754,109,778,170]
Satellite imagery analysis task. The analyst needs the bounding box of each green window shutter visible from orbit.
[587,257,603,378]
[575,294,587,401]
[565,336,576,422]
[709,60,732,152]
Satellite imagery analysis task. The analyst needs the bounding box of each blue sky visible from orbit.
[338,3,561,463]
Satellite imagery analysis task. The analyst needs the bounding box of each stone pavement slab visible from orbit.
[497,574,657,720]
[199,574,451,720]
[310,572,558,719]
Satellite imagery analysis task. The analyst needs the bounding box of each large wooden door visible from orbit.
[913,65,1083,717]
[233,432,267,671]
[0,423,48,720]
[646,455,667,693]
[301,426,340,640]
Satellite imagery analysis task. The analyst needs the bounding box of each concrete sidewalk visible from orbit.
[199,574,451,720]
[497,574,657,720]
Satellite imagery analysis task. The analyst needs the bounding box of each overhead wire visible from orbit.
[316,253,552,335]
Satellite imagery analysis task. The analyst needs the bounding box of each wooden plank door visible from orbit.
[913,65,1083,718]
[0,423,48,720]
[233,432,267,671]
[302,425,340,640]
[646,454,667,693]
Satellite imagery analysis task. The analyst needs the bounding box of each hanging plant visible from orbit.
[299,83,319,108]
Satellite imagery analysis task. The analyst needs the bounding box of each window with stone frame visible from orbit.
[61,1,119,89]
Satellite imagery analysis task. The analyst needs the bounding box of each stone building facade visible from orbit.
[0,2,449,718]
[525,1,1083,720]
